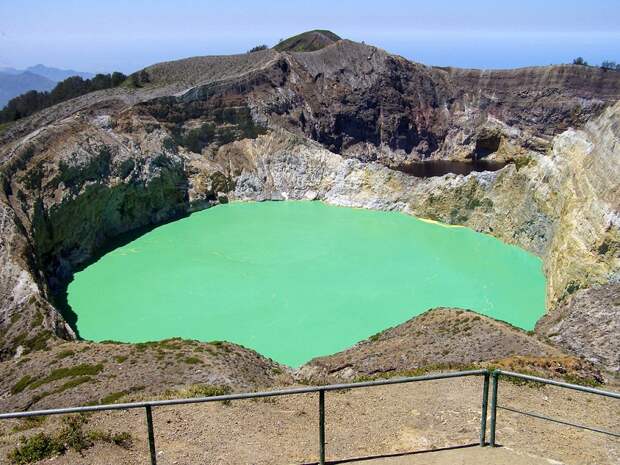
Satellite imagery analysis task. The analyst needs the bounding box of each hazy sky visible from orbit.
[1,0,619,73]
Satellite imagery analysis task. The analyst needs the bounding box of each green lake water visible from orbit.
[68,201,546,367]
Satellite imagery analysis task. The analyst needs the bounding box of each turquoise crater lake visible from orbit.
[68,201,546,367]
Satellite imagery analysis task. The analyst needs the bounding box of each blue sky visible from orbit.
[1,0,619,73]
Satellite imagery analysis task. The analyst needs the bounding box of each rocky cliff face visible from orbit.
[537,284,619,373]
[0,36,618,373]
[254,41,620,164]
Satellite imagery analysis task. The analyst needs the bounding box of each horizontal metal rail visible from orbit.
[498,406,620,437]
[498,370,620,399]
[489,369,620,447]
[0,369,487,420]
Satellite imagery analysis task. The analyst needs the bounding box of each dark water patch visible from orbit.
[396,160,509,178]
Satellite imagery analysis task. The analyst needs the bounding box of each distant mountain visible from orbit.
[0,71,55,107]
[0,65,94,108]
[25,64,94,82]
[0,67,23,75]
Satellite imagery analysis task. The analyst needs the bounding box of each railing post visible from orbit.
[319,389,325,465]
[489,371,499,447]
[480,371,490,446]
[145,405,157,465]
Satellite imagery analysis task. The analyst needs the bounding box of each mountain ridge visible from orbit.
[0,71,55,107]
[0,65,95,108]
[25,64,94,82]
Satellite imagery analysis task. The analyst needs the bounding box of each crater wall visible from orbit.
[0,42,618,372]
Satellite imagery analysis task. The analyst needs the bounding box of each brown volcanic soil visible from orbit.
[0,376,618,465]
[143,48,280,87]
[299,309,603,383]
[0,339,291,413]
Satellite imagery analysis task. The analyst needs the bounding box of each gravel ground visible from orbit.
[0,377,618,465]
[352,446,556,465]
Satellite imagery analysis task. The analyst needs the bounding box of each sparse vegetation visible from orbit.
[99,391,126,404]
[99,385,145,405]
[175,122,215,153]
[53,376,93,393]
[601,60,620,70]
[274,30,341,52]
[563,373,602,388]
[0,120,14,134]
[7,415,132,464]
[29,312,43,329]
[134,338,190,352]
[352,363,480,382]
[158,384,231,402]
[572,57,620,70]
[173,107,266,153]
[11,364,103,397]
[126,70,150,88]
[27,363,104,391]
[11,376,35,395]
[86,430,132,448]
[248,44,268,53]
[8,432,63,464]
[11,417,46,433]
[486,367,546,388]
[55,350,75,360]
[12,331,53,354]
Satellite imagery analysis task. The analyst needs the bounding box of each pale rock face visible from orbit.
[0,201,74,358]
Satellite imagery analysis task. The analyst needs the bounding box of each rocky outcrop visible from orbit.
[0,196,74,360]
[298,308,602,383]
[258,41,620,164]
[537,284,620,373]
[0,34,618,374]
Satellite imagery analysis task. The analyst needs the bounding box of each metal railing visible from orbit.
[488,370,620,446]
[1,368,618,464]
[0,369,488,465]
